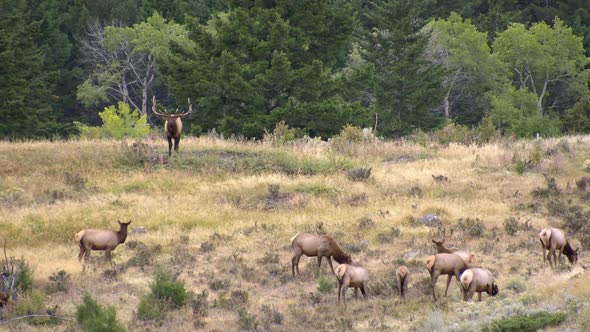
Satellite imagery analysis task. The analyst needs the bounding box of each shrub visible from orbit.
[150,271,187,308]
[503,217,519,236]
[318,275,335,293]
[238,309,259,331]
[514,160,527,175]
[5,289,55,325]
[482,311,566,332]
[46,270,71,294]
[346,167,372,182]
[434,121,473,145]
[75,102,149,139]
[506,279,527,293]
[376,227,401,244]
[422,310,447,332]
[456,218,485,237]
[338,125,363,143]
[263,121,306,145]
[76,292,125,332]
[260,304,283,329]
[137,293,165,321]
[190,290,209,318]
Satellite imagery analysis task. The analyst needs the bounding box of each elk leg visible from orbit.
[167,136,173,156]
[361,282,368,299]
[341,277,350,305]
[557,249,562,267]
[354,288,359,298]
[431,270,440,301]
[317,256,323,277]
[337,279,343,304]
[326,257,336,275]
[291,254,300,277]
[78,248,85,262]
[174,137,180,153]
[540,239,546,266]
[105,249,112,263]
[478,292,482,302]
[444,274,453,297]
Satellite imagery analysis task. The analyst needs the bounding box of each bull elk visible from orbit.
[152,96,192,156]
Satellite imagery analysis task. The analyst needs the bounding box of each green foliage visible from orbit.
[150,271,187,308]
[15,258,33,293]
[46,270,71,294]
[514,160,527,175]
[482,311,566,332]
[137,293,165,321]
[76,292,125,332]
[434,121,473,145]
[456,218,485,237]
[263,121,306,145]
[76,103,149,139]
[318,276,335,293]
[137,270,187,321]
[5,289,54,325]
[563,93,590,133]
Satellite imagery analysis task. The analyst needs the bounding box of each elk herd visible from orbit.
[74,222,579,305]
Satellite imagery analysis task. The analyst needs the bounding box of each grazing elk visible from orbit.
[425,253,468,301]
[152,96,192,156]
[397,265,409,299]
[290,233,351,277]
[539,227,579,268]
[460,268,499,302]
[335,262,369,305]
[432,239,476,265]
[76,220,131,270]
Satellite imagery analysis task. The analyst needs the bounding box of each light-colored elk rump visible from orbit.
[335,263,369,304]
[290,233,351,277]
[76,220,131,270]
[539,227,579,268]
[432,239,476,265]
[425,253,468,301]
[152,96,192,156]
[397,265,410,298]
[460,268,499,302]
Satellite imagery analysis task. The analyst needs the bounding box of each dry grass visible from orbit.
[0,135,589,331]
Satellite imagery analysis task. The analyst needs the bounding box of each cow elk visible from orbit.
[460,268,499,302]
[539,227,579,268]
[75,220,131,271]
[335,263,369,304]
[425,253,468,301]
[152,96,192,156]
[290,233,352,277]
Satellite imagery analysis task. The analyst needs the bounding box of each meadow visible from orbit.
[1,133,589,331]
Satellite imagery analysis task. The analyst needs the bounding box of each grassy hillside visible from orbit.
[1,135,589,331]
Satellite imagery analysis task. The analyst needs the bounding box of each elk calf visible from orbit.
[397,265,409,299]
[336,263,369,304]
[460,268,499,302]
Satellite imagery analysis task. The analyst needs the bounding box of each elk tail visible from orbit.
[460,269,474,290]
[290,233,300,247]
[335,264,347,280]
[425,255,436,272]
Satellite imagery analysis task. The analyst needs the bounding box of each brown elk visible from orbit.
[539,227,579,268]
[432,239,476,265]
[425,253,468,301]
[397,265,410,298]
[75,220,131,270]
[152,96,192,156]
[290,233,352,277]
[460,268,499,302]
[335,262,369,304]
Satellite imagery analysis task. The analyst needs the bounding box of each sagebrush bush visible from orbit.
[456,218,485,237]
[482,311,566,332]
[318,275,335,293]
[76,292,125,332]
[46,270,71,294]
[137,293,165,321]
[5,288,54,325]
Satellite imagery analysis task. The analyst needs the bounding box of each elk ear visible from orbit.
[117,220,122,225]
[575,247,579,253]
[432,239,436,243]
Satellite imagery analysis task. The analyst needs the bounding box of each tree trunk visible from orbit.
[537,70,549,113]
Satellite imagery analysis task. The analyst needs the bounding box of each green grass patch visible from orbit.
[482,311,566,332]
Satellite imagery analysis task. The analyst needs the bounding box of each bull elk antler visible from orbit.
[152,96,192,118]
